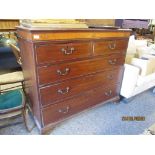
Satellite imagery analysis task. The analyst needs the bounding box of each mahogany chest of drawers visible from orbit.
[17,27,130,134]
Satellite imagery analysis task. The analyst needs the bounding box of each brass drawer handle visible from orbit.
[108,42,116,50]
[108,59,117,65]
[68,47,75,54]
[57,68,70,76]
[58,106,70,114]
[57,87,70,94]
[104,90,112,96]
[61,47,75,55]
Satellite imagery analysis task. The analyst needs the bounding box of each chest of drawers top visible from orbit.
[17,26,131,41]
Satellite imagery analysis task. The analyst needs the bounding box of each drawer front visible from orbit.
[94,39,128,56]
[35,42,91,64]
[40,68,123,106]
[38,54,125,86]
[42,84,120,126]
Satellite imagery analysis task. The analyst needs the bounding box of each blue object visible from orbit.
[0,45,20,70]
[0,89,23,110]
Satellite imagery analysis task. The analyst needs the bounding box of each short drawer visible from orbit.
[42,84,120,126]
[35,42,91,64]
[39,68,123,106]
[38,54,125,86]
[94,39,128,56]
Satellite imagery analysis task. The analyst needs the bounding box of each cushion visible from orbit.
[139,54,155,73]
[135,40,148,48]
[0,89,23,110]
[0,71,24,84]
[125,54,135,64]
[137,46,155,58]
[126,35,137,54]
[137,72,155,86]
[137,46,151,58]
[131,58,153,76]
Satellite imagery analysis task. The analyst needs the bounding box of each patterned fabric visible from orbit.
[122,20,149,29]
[0,71,23,84]
[0,71,24,92]
[0,89,23,110]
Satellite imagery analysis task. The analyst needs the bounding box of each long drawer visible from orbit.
[42,84,120,126]
[94,39,128,56]
[35,42,91,64]
[38,54,125,86]
[39,68,123,106]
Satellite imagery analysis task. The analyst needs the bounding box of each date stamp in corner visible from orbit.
[122,116,145,121]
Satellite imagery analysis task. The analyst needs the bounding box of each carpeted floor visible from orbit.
[0,88,155,135]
